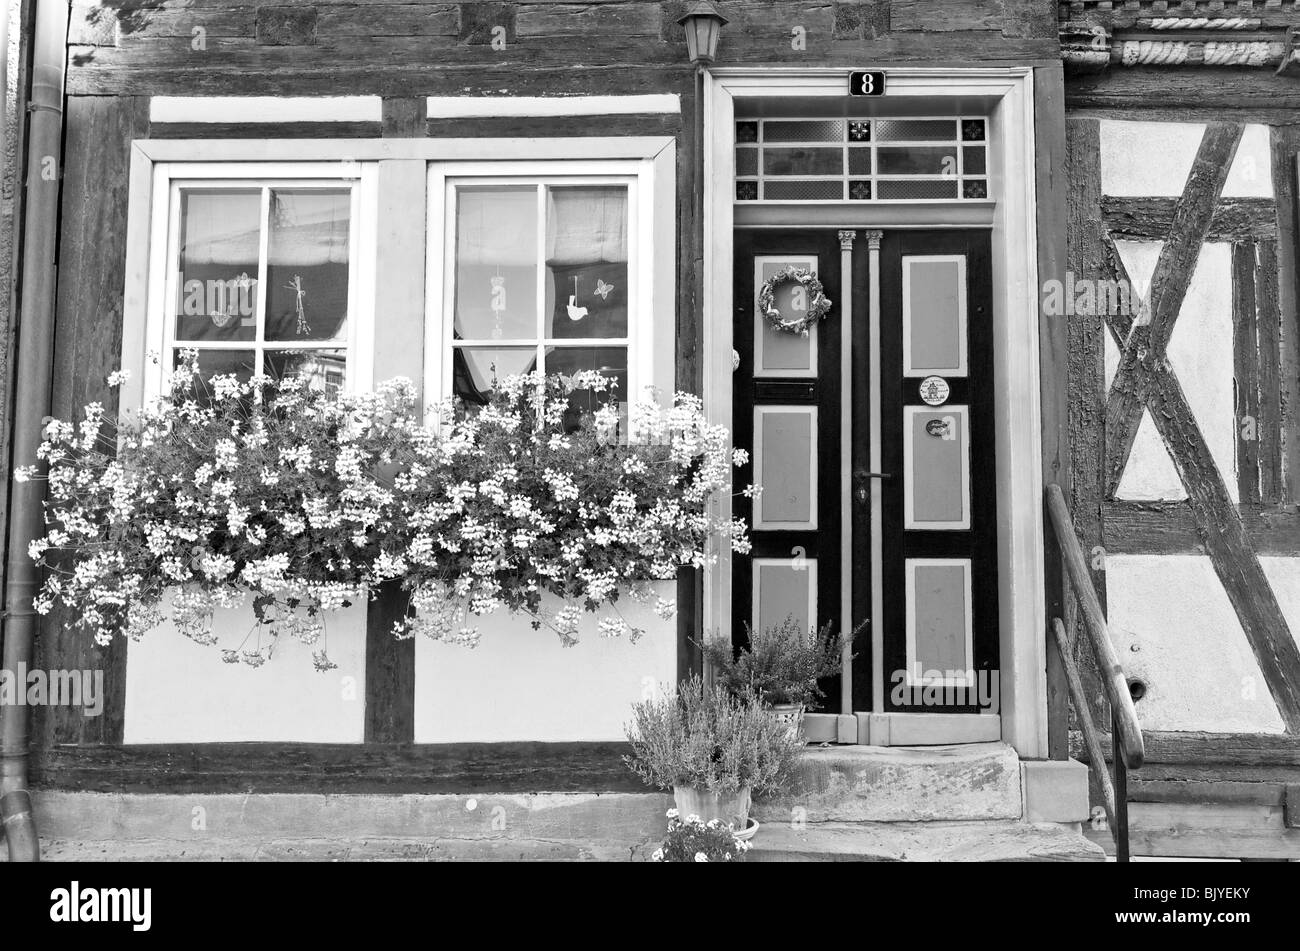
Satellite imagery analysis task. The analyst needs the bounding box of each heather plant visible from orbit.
[19,355,750,668]
[698,615,859,709]
[624,674,802,796]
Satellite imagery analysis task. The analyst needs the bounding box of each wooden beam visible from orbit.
[1102,501,1300,555]
[30,742,644,794]
[1064,115,1110,722]
[1102,197,1278,242]
[1256,240,1284,502]
[1076,730,1300,767]
[1233,240,1261,505]
[1103,122,1243,497]
[40,96,152,748]
[1128,360,1300,732]
[1270,126,1300,505]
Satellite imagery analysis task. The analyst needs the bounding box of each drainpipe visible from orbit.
[1,0,69,863]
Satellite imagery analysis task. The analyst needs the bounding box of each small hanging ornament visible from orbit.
[757,267,832,337]
[566,276,588,322]
[490,273,507,339]
[286,274,309,336]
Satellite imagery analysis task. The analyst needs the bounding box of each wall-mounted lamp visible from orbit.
[677,1,728,67]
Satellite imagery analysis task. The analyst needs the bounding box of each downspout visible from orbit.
[1,0,69,862]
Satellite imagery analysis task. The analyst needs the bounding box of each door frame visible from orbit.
[703,67,1048,757]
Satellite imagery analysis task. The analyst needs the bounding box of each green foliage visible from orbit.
[698,615,859,709]
[624,674,802,796]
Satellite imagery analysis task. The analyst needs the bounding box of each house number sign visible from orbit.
[848,71,887,96]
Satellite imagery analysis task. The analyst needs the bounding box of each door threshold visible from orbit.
[803,712,1001,746]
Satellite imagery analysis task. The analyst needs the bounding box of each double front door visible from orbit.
[732,229,998,714]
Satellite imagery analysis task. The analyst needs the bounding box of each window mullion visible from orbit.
[255,185,272,375]
[536,183,546,377]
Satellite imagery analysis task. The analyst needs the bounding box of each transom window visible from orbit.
[441,176,638,419]
[158,170,369,397]
[735,117,990,202]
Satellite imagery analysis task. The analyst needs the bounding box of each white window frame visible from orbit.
[428,159,660,415]
[121,139,674,425]
[138,160,378,403]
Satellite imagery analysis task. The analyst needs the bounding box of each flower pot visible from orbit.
[770,703,805,741]
[673,785,752,828]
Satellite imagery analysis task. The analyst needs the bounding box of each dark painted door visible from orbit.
[862,230,999,714]
[732,231,844,707]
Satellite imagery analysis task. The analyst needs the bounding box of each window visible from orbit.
[431,162,659,422]
[734,116,990,202]
[146,162,377,398]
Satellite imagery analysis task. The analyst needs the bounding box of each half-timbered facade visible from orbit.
[0,0,1298,860]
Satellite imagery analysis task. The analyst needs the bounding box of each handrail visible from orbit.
[1045,484,1145,769]
[1051,618,1117,830]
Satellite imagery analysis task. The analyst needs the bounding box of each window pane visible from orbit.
[265,189,351,344]
[877,146,957,175]
[452,346,538,408]
[264,349,348,393]
[454,186,537,341]
[174,189,260,343]
[544,186,628,341]
[763,147,843,176]
[172,348,257,405]
[543,345,627,425]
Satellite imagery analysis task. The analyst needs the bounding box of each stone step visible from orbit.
[747,820,1106,862]
[754,741,1022,823]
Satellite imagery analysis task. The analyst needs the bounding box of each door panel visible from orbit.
[874,230,998,713]
[732,232,844,702]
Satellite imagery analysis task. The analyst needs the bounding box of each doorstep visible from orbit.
[802,712,1001,746]
[748,820,1105,862]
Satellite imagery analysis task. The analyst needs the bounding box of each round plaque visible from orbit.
[919,376,950,406]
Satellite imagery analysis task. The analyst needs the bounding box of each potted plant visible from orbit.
[649,809,752,862]
[698,615,859,737]
[624,674,802,832]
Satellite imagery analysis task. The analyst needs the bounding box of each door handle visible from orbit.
[853,470,892,503]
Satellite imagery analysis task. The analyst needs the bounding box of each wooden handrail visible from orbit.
[1045,484,1145,769]
[1051,618,1116,828]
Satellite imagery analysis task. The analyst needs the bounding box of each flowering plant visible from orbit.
[650,809,750,863]
[698,615,860,709]
[624,674,802,796]
[390,371,750,647]
[19,355,750,668]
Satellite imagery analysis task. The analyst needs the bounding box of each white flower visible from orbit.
[693,852,708,863]
[651,848,664,862]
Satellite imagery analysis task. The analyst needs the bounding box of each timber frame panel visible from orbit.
[1066,114,1300,736]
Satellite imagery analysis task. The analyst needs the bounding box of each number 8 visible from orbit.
[860,74,875,95]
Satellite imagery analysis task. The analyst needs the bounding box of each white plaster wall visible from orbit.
[1105,555,1284,733]
[414,582,677,742]
[124,600,367,743]
[1110,240,1235,502]
[1100,121,1272,199]
[1260,557,1300,654]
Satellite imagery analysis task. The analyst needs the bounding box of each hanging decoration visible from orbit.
[490,273,507,339]
[287,275,310,336]
[566,276,589,322]
[757,266,832,337]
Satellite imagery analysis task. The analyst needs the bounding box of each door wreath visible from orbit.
[757,267,832,337]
